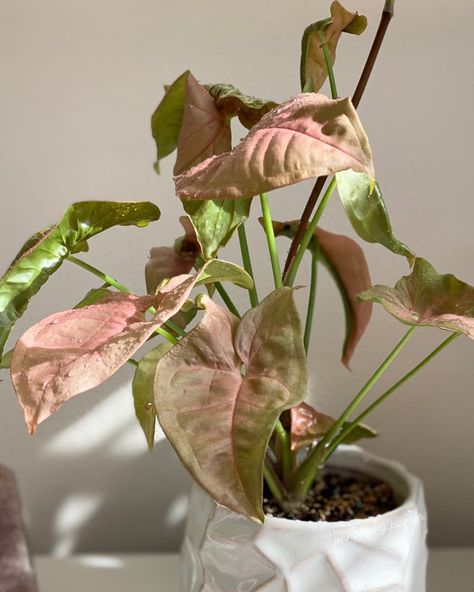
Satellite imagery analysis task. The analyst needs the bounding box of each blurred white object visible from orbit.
[181,445,428,591]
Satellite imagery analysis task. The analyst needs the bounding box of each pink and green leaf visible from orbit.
[151,70,190,173]
[301,1,368,92]
[174,73,232,175]
[175,93,374,201]
[359,258,474,338]
[154,288,307,521]
[11,272,197,434]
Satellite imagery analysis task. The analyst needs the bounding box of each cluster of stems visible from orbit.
[65,1,459,510]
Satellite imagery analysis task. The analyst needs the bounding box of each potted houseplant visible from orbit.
[0,0,471,589]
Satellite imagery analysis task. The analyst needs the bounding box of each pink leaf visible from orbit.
[174,73,231,175]
[11,274,198,434]
[155,288,307,521]
[315,227,372,367]
[290,403,336,451]
[175,93,374,201]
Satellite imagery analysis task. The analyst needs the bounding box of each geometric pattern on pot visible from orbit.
[181,446,428,592]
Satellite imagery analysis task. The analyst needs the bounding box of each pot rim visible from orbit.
[263,445,423,530]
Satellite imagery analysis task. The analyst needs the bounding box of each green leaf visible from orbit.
[151,70,190,173]
[196,259,253,290]
[183,198,251,259]
[359,257,474,338]
[339,422,378,445]
[0,349,12,370]
[336,170,415,263]
[0,201,160,358]
[132,343,173,450]
[155,288,307,521]
[204,83,278,129]
[73,287,114,309]
[300,1,367,92]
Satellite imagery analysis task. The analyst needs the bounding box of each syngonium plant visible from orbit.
[1,1,472,522]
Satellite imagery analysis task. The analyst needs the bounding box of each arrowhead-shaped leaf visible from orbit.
[289,402,377,450]
[336,170,415,263]
[155,288,307,521]
[145,217,200,295]
[301,1,368,92]
[132,343,173,450]
[359,258,474,338]
[11,271,201,434]
[0,201,160,358]
[175,93,374,201]
[151,70,190,173]
[204,83,278,129]
[183,198,251,260]
[174,73,232,175]
[195,259,253,290]
[270,220,372,367]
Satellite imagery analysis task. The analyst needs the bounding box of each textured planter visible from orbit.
[181,445,428,592]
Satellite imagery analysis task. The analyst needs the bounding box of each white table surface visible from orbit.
[35,549,474,591]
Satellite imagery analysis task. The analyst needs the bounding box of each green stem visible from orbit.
[318,32,338,99]
[264,458,286,504]
[215,283,241,318]
[274,420,292,478]
[68,256,178,346]
[304,249,318,352]
[285,178,336,287]
[68,255,129,293]
[165,318,187,338]
[324,332,460,460]
[293,326,416,497]
[259,193,282,289]
[238,225,259,307]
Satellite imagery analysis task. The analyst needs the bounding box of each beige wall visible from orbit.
[0,0,473,552]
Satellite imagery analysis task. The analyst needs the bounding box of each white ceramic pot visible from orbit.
[181,445,428,592]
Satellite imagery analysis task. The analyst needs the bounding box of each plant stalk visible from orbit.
[292,325,416,497]
[282,2,396,280]
[323,332,459,460]
[285,177,336,287]
[303,248,318,352]
[264,458,286,504]
[274,420,292,478]
[238,224,259,307]
[259,193,283,289]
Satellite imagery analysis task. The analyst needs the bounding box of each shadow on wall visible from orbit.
[1,368,192,555]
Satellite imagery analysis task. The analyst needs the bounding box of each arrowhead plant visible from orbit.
[1,0,472,521]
